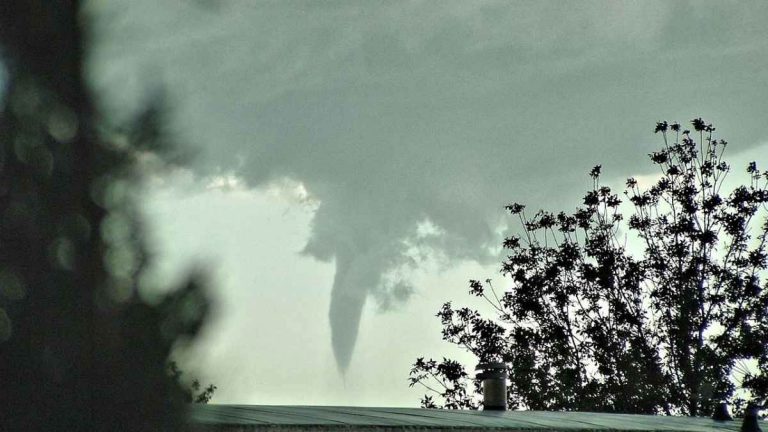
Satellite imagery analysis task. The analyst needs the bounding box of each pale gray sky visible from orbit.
[85,0,768,406]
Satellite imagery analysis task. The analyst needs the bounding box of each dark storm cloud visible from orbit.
[88,0,768,372]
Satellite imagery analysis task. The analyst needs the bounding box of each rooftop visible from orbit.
[188,405,753,432]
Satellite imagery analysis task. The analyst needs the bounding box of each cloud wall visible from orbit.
[87,0,768,372]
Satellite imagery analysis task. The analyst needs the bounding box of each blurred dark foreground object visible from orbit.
[712,401,734,421]
[742,404,763,432]
[0,1,210,430]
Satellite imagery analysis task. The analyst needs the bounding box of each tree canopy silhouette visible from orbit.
[410,119,768,416]
[0,1,213,430]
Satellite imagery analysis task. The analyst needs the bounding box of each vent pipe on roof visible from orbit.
[476,362,508,411]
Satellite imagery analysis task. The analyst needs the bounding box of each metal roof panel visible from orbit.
[189,405,752,432]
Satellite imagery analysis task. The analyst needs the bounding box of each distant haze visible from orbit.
[88,0,768,384]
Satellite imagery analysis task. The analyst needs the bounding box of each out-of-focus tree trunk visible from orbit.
[0,1,209,430]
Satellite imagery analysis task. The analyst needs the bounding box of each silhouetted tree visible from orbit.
[168,361,217,404]
[410,119,768,416]
[0,1,213,430]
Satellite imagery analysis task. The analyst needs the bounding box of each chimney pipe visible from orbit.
[476,362,508,411]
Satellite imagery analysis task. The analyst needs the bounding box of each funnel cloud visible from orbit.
[88,1,768,372]
[328,250,371,372]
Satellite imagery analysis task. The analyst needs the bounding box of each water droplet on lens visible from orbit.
[0,270,26,301]
[47,107,78,143]
[49,237,75,271]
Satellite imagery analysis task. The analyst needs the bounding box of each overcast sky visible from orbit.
[85,0,768,406]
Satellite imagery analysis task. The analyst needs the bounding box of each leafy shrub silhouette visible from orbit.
[410,119,768,416]
[167,361,217,404]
